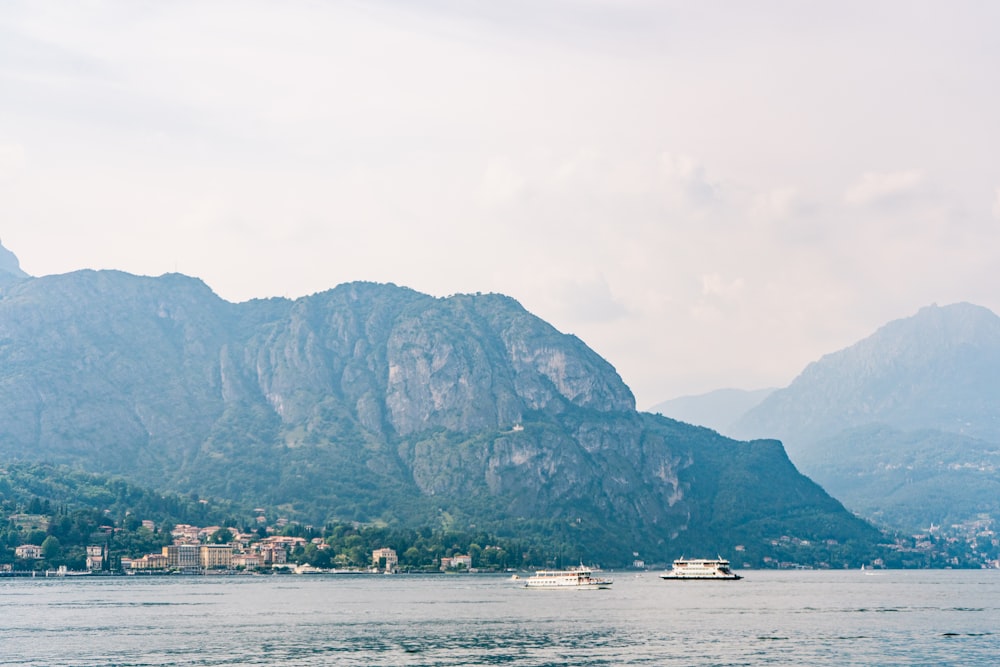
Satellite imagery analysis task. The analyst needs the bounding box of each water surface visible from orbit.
[2,569,998,666]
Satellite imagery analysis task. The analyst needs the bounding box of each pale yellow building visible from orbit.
[233,553,263,569]
[130,553,169,570]
[200,544,233,569]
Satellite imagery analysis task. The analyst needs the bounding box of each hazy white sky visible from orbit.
[3,1,999,408]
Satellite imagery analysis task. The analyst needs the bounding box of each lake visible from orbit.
[1,569,998,666]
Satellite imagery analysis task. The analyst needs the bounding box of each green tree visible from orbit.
[41,535,62,561]
[402,546,421,566]
[209,528,231,544]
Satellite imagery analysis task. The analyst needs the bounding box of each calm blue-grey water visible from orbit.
[1,569,998,666]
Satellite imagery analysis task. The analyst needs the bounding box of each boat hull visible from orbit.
[521,566,613,589]
[659,573,741,581]
[524,578,613,590]
[524,582,613,589]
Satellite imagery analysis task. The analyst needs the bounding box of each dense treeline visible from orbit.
[2,463,987,571]
[0,464,582,572]
[278,521,549,571]
[0,464,241,527]
[1,464,239,570]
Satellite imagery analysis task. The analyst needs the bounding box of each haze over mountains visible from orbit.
[649,388,775,437]
[659,303,1000,534]
[0,241,884,567]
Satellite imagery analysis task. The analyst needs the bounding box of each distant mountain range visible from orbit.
[0,241,884,567]
[667,303,1000,533]
[733,303,1000,445]
[648,388,775,436]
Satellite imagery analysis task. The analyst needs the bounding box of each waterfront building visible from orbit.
[163,544,200,570]
[441,554,473,571]
[128,553,169,570]
[372,547,398,573]
[15,544,42,559]
[233,553,262,569]
[86,545,105,571]
[200,544,234,569]
[258,544,287,565]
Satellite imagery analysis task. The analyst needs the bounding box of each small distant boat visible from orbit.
[45,566,91,577]
[522,565,613,589]
[660,557,742,580]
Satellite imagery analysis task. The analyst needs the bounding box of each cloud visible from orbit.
[551,274,629,324]
[658,153,720,210]
[0,143,26,183]
[750,186,800,221]
[993,188,1000,221]
[844,169,924,207]
[478,157,529,206]
[700,273,746,300]
[749,186,832,246]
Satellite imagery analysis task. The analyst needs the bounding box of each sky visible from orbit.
[2,1,999,409]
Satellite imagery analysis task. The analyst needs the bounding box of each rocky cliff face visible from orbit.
[0,261,883,565]
[226,285,635,439]
[0,270,234,483]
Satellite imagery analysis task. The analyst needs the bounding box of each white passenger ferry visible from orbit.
[660,557,742,580]
[519,565,613,589]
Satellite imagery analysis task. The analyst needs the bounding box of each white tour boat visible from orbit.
[520,565,613,589]
[660,557,742,580]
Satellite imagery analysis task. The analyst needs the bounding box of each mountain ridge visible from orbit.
[728,302,1000,533]
[732,302,1000,447]
[0,242,888,566]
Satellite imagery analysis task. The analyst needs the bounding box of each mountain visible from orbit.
[648,387,775,436]
[805,425,1000,531]
[0,243,888,566]
[733,303,1000,447]
[731,303,1000,531]
[0,237,30,287]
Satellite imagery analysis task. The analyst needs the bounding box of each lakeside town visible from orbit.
[4,521,483,577]
[1,503,521,577]
[5,506,999,576]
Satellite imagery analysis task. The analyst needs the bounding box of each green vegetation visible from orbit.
[1,460,986,572]
[0,463,237,570]
[0,463,579,572]
[279,522,529,571]
[806,424,1000,532]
